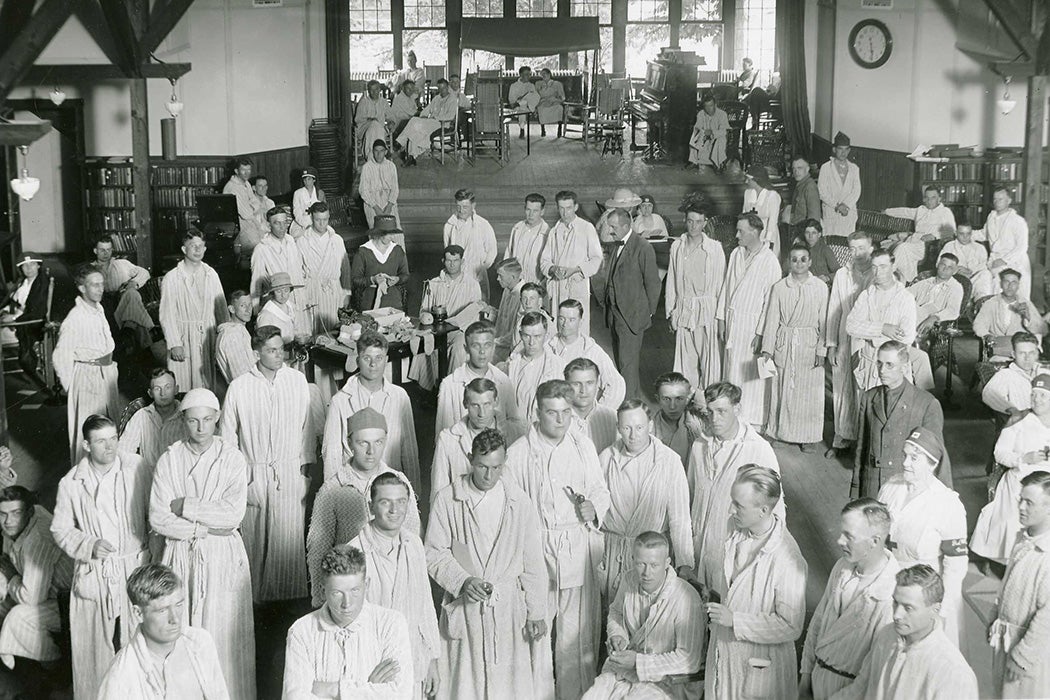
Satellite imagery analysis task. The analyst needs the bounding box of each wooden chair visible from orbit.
[471,82,506,164]
[423,64,447,105]
[0,274,56,389]
[593,87,627,156]
[428,108,459,164]
[915,271,973,405]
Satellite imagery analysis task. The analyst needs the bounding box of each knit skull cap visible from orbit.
[347,406,388,435]
[904,426,942,463]
[1033,374,1050,392]
[180,388,220,413]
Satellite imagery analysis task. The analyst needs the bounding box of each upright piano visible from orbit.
[628,57,700,163]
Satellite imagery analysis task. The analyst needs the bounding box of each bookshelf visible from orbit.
[82,161,137,255]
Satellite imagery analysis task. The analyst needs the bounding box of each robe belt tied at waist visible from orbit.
[97,548,146,621]
[816,656,857,680]
[251,461,283,491]
[75,353,113,367]
[989,618,1026,653]
[601,530,634,589]
[479,579,520,667]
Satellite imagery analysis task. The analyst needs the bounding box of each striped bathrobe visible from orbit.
[706,516,808,700]
[598,439,694,602]
[306,463,421,606]
[505,426,610,700]
[435,363,516,436]
[250,232,306,306]
[827,264,873,446]
[322,376,420,487]
[688,424,783,589]
[349,522,440,699]
[666,233,726,390]
[547,335,626,410]
[118,401,186,470]
[990,530,1050,699]
[540,217,603,335]
[572,405,619,455]
[214,322,254,389]
[159,260,228,391]
[717,245,782,428]
[444,213,498,301]
[221,365,311,603]
[97,258,155,336]
[150,437,256,700]
[846,281,917,392]
[53,297,120,464]
[762,274,828,444]
[426,477,553,700]
[800,554,900,699]
[50,453,151,700]
[506,349,567,426]
[585,568,705,699]
[296,225,351,334]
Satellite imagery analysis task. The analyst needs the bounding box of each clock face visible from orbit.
[849,19,893,69]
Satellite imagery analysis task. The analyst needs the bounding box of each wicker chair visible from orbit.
[913,271,973,405]
[855,209,913,248]
[718,101,748,164]
[706,215,740,259]
[824,235,852,268]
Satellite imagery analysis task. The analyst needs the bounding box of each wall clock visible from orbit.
[848,19,892,69]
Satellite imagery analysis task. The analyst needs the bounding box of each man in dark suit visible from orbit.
[602,209,661,400]
[4,254,53,396]
[853,339,952,498]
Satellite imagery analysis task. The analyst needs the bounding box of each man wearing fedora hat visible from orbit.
[222,156,265,258]
[818,132,861,238]
[4,254,53,396]
[290,167,325,239]
[743,165,782,257]
[360,139,401,230]
[250,206,305,310]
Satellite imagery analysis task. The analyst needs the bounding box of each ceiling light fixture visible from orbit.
[166,78,183,117]
[49,87,66,106]
[9,145,40,201]
[998,76,1017,115]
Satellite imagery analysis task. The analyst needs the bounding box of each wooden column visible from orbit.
[1023,75,1045,225]
[612,0,626,74]
[447,0,463,76]
[130,78,153,270]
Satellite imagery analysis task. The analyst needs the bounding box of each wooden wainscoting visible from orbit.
[812,134,915,211]
[238,145,311,196]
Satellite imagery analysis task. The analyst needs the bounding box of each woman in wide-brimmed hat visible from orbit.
[742,164,782,257]
[258,271,310,344]
[597,188,643,242]
[631,194,668,239]
[351,215,410,311]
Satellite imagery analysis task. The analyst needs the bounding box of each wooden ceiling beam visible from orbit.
[98,0,143,75]
[0,0,36,58]
[140,0,196,55]
[983,0,1039,60]
[73,1,127,70]
[0,0,76,104]
[22,62,191,82]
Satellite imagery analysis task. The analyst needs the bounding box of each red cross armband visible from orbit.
[941,538,968,556]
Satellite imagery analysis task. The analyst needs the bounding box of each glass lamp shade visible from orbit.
[998,98,1017,115]
[10,171,41,201]
[166,98,184,117]
[49,88,66,105]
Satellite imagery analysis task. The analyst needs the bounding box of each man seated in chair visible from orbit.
[882,185,957,283]
[508,66,540,138]
[92,234,156,350]
[536,68,566,138]
[389,80,420,141]
[941,220,993,300]
[2,254,54,397]
[973,268,1047,360]
[395,78,459,166]
[355,80,390,163]
[983,331,1042,416]
[908,253,963,347]
[688,94,729,170]
[582,531,704,700]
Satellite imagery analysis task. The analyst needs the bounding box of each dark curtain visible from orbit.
[460,17,600,55]
[776,0,812,159]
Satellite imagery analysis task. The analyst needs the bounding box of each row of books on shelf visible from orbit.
[152,165,225,186]
[923,183,984,203]
[86,167,133,187]
[919,162,986,181]
[153,186,216,208]
[86,188,136,208]
[88,210,137,231]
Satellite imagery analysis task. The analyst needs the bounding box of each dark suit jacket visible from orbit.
[852,380,952,498]
[19,273,49,324]
[604,233,661,334]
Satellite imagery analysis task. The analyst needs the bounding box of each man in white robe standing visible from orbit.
[832,565,978,700]
[296,201,352,335]
[431,377,506,502]
[53,265,120,464]
[324,330,419,486]
[97,564,229,698]
[220,326,311,606]
[705,466,807,700]
[159,229,228,391]
[504,312,567,426]
[222,157,265,256]
[505,379,609,700]
[818,131,861,237]
[975,185,1032,300]
[800,498,900,699]
[598,400,693,602]
[250,205,305,311]
[548,299,625,410]
[884,185,958,283]
[444,188,497,301]
[51,415,150,700]
[150,388,256,700]
[689,381,783,589]
[284,544,415,698]
[360,140,402,229]
[988,471,1050,698]
[349,471,439,698]
[0,486,73,673]
[565,357,619,454]
[434,320,516,436]
[716,212,781,429]
[583,532,705,699]
[826,231,875,458]
[541,190,603,335]
[506,193,550,284]
[846,248,917,393]
[426,429,553,700]
[118,368,185,473]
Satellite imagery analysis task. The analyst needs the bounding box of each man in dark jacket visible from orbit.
[602,209,661,400]
[4,254,53,395]
[853,339,951,498]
